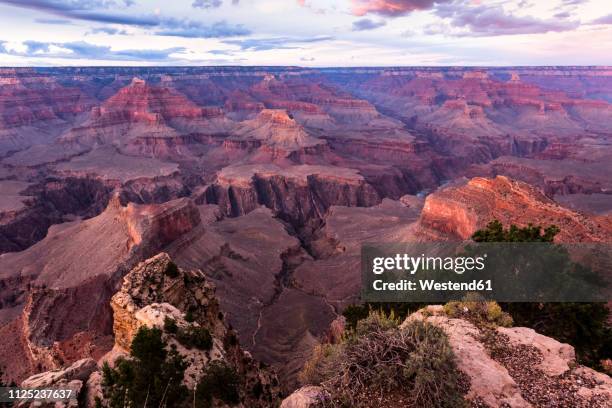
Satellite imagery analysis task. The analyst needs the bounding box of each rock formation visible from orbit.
[0,196,201,381]
[19,253,281,407]
[418,176,612,242]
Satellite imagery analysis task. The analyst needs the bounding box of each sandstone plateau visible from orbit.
[0,67,611,406]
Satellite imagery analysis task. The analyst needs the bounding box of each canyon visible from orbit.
[0,66,611,402]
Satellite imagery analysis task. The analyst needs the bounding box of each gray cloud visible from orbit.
[352,18,386,31]
[87,26,127,35]
[561,0,587,5]
[223,36,332,51]
[435,2,580,36]
[0,0,250,38]
[0,40,186,61]
[192,0,222,8]
[592,14,612,25]
[554,11,571,19]
[34,17,73,24]
[155,20,249,38]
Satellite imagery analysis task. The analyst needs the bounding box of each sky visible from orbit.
[0,0,610,66]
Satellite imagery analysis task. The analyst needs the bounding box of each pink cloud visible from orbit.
[351,0,445,16]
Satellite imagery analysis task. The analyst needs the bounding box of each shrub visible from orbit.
[298,343,343,386]
[444,294,513,328]
[101,326,187,408]
[177,325,213,350]
[165,261,180,278]
[355,309,400,335]
[343,303,426,331]
[163,316,178,334]
[301,311,465,407]
[196,361,241,407]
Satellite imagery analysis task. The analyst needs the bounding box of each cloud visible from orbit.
[561,0,587,5]
[352,18,387,31]
[87,26,127,34]
[0,39,186,61]
[192,0,239,6]
[351,0,448,17]
[592,14,612,25]
[192,0,222,8]
[554,11,571,19]
[155,20,250,38]
[0,0,250,38]
[34,17,73,24]
[435,2,580,36]
[23,40,51,53]
[223,36,332,51]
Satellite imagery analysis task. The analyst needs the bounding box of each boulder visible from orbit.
[280,386,325,408]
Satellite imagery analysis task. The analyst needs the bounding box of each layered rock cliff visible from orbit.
[19,253,281,407]
[0,196,201,382]
[418,176,612,242]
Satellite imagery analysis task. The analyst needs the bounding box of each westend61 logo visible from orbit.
[372,254,487,275]
[361,243,610,303]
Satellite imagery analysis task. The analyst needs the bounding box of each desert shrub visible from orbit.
[165,261,180,278]
[302,311,465,407]
[298,343,344,386]
[195,361,241,407]
[355,309,400,335]
[472,221,612,369]
[176,325,213,350]
[444,294,513,328]
[343,303,427,331]
[101,326,187,408]
[164,316,178,334]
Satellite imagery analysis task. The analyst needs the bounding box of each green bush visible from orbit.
[177,325,213,350]
[301,312,465,407]
[101,326,187,408]
[196,361,241,407]
[444,294,513,328]
[355,309,400,336]
[343,303,427,331]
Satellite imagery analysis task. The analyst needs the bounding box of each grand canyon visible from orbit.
[0,66,611,407]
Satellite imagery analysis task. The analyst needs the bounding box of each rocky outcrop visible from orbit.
[106,253,281,406]
[203,164,380,226]
[18,358,97,408]
[16,253,282,407]
[404,305,612,407]
[404,306,530,407]
[418,176,612,242]
[232,109,324,150]
[110,253,223,353]
[0,197,201,382]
